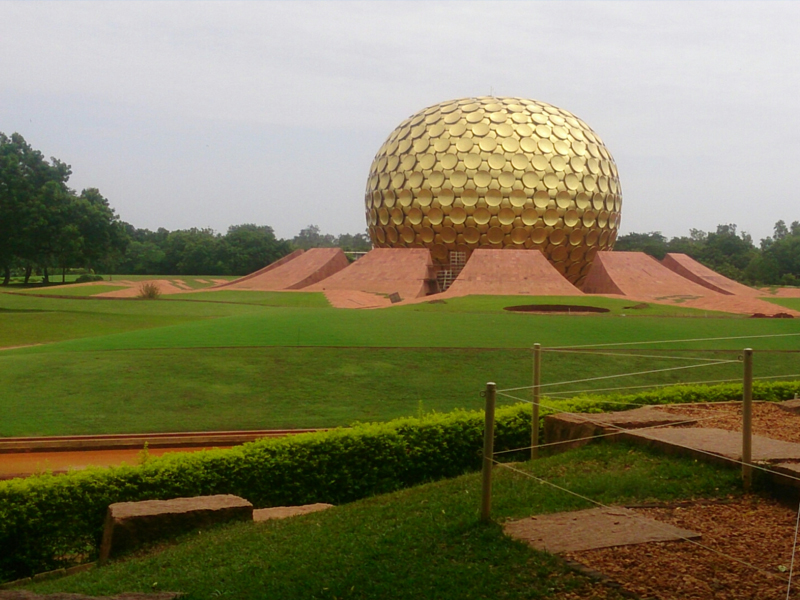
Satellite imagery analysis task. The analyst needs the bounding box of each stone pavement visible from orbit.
[504,506,700,554]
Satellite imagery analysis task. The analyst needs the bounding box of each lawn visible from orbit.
[2,290,799,436]
[25,443,742,600]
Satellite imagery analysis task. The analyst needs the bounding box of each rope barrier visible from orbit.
[497,359,740,393]
[550,331,800,350]
[491,459,792,584]
[542,348,737,363]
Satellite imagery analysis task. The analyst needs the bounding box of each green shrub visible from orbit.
[2,380,798,582]
[74,275,104,283]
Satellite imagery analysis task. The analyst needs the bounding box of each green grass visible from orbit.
[25,443,742,600]
[161,290,331,307]
[13,285,128,297]
[764,297,800,311]
[2,345,795,436]
[2,289,799,436]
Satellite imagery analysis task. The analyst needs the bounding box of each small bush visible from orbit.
[137,281,161,299]
[75,274,104,283]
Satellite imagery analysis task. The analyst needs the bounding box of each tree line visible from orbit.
[117,224,370,276]
[0,133,371,283]
[615,222,800,286]
[2,131,799,285]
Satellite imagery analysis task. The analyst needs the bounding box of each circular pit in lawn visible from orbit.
[503,304,611,314]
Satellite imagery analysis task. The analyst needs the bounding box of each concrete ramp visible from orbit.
[444,249,582,297]
[305,248,434,300]
[218,248,349,291]
[582,251,715,297]
[661,253,759,296]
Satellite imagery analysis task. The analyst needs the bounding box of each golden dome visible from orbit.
[364,97,622,285]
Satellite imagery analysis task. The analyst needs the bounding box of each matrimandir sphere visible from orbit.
[364,97,622,285]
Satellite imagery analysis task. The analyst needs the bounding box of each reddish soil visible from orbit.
[0,446,235,479]
[662,253,760,296]
[305,248,434,300]
[211,248,348,291]
[321,289,392,309]
[442,249,582,297]
[95,280,190,298]
[504,304,610,313]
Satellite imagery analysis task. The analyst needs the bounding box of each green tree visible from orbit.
[613,231,668,259]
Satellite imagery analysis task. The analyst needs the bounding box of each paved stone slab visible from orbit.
[504,507,700,554]
[778,399,800,415]
[622,427,800,462]
[543,407,695,450]
[253,503,334,521]
[100,495,252,563]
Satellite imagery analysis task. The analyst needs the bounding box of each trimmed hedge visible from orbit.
[2,379,799,582]
[0,405,531,582]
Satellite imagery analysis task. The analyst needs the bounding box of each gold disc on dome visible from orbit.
[428,123,446,138]
[433,138,450,152]
[419,153,436,170]
[551,245,569,261]
[489,112,508,123]
[501,137,520,152]
[495,123,514,137]
[401,154,416,171]
[397,190,412,207]
[420,227,435,243]
[441,227,457,243]
[556,191,572,209]
[456,138,474,152]
[543,174,560,189]
[391,173,405,188]
[498,208,515,225]
[535,124,551,138]
[399,226,415,244]
[531,228,548,244]
[569,229,585,246]
[511,227,529,244]
[431,243,448,260]
[450,170,467,188]
[463,226,480,243]
[391,208,403,225]
[417,189,433,206]
[550,156,567,172]
[554,140,570,156]
[498,172,516,188]
[408,172,424,188]
[471,122,490,136]
[537,139,554,154]
[487,226,504,243]
[585,230,599,246]
[509,190,527,207]
[440,154,458,170]
[450,207,467,225]
[464,153,482,170]
[531,155,548,171]
[521,208,539,226]
[428,171,445,188]
[473,207,491,225]
[428,207,444,225]
[438,189,455,206]
[375,227,386,243]
[466,111,485,124]
[564,173,579,190]
[386,226,398,243]
[533,190,550,208]
[564,209,580,227]
[479,137,498,152]
[520,138,538,153]
[522,172,539,188]
[485,189,502,206]
[474,170,492,187]
[511,155,529,170]
[461,189,479,206]
[449,123,467,137]
[487,153,506,170]
[543,209,560,226]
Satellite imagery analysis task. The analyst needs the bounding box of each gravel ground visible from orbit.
[560,401,800,599]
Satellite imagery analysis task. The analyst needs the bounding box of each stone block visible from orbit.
[99,494,252,563]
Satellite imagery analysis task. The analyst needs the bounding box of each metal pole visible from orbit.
[480,382,497,523]
[742,348,753,491]
[532,343,541,459]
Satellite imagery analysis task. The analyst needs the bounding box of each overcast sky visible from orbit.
[2,1,798,243]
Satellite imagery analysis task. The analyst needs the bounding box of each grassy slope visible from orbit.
[764,297,800,311]
[27,444,742,600]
